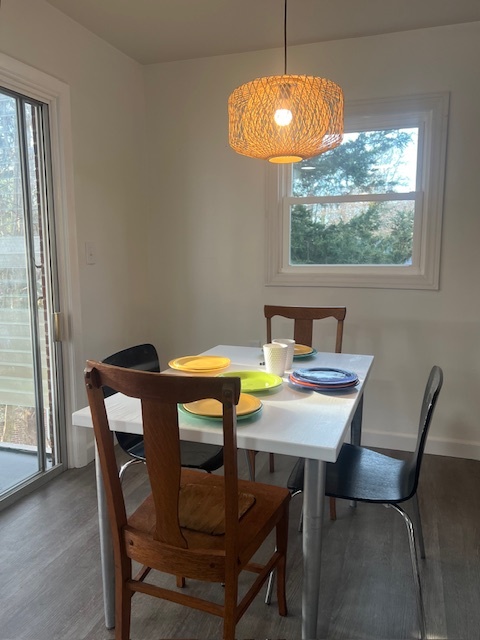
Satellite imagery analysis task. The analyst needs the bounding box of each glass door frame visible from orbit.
[0,86,67,510]
[0,52,83,511]
[0,52,92,506]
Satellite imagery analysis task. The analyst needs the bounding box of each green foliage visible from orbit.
[290,128,416,265]
[0,93,23,238]
[293,129,415,197]
[291,203,413,265]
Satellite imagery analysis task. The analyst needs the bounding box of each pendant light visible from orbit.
[228,0,344,163]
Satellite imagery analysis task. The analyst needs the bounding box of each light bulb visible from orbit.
[274,108,293,126]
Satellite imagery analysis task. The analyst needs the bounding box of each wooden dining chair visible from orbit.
[102,344,224,481]
[85,361,290,640]
[249,305,346,521]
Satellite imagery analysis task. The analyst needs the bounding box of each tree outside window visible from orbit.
[290,129,417,266]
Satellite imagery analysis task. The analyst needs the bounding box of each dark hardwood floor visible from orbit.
[1,449,479,639]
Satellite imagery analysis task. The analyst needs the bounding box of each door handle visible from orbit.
[53,312,62,342]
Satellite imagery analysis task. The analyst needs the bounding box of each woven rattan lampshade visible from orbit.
[228,0,343,163]
[228,74,344,163]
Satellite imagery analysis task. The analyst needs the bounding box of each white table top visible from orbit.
[72,345,374,463]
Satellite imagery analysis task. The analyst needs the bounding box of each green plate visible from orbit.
[217,370,283,393]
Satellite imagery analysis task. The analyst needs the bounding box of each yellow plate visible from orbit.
[168,355,231,372]
[182,393,261,418]
[294,344,314,355]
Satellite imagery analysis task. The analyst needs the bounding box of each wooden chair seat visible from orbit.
[127,468,290,579]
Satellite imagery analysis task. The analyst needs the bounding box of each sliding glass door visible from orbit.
[0,87,65,507]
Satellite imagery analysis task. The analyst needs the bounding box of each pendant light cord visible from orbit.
[283,0,288,75]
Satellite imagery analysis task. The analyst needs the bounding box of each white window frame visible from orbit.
[266,92,449,289]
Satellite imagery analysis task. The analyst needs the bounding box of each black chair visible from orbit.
[282,365,443,640]
[102,344,224,480]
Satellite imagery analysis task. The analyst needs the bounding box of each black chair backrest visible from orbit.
[102,343,160,397]
[101,344,160,452]
[406,365,443,498]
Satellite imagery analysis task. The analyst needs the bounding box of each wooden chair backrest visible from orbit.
[264,305,346,352]
[84,361,241,551]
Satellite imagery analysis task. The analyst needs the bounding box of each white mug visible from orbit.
[263,342,288,376]
[272,338,295,370]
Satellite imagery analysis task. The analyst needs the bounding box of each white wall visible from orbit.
[0,0,151,464]
[144,23,480,459]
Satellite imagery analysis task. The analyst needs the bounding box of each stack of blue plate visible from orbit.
[289,367,359,391]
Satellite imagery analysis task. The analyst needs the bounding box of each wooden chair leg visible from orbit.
[247,450,256,480]
[223,569,238,640]
[176,576,185,588]
[223,615,236,640]
[329,497,337,521]
[269,452,275,473]
[276,505,289,616]
[116,561,132,640]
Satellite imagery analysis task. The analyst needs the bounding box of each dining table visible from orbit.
[72,344,374,639]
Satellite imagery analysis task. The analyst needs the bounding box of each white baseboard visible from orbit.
[67,426,95,468]
[85,438,96,465]
[361,429,480,461]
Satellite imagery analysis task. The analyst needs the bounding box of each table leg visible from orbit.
[302,458,326,640]
[95,443,115,629]
[349,395,364,508]
[350,394,363,446]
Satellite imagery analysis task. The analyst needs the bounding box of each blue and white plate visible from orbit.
[288,376,357,393]
[290,367,359,391]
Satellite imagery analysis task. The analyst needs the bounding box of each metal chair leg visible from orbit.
[118,458,143,482]
[265,566,275,605]
[411,493,426,559]
[389,503,427,640]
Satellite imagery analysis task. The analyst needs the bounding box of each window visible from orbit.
[266,93,449,289]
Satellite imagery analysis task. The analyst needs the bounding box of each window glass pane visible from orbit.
[290,200,414,266]
[292,128,418,197]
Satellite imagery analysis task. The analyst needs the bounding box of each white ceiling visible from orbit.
[45,0,480,65]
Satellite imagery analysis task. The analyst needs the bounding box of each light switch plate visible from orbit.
[85,242,96,265]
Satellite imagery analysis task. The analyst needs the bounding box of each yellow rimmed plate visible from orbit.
[293,344,317,359]
[168,355,231,373]
[294,344,314,355]
[217,370,282,393]
[182,393,262,419]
